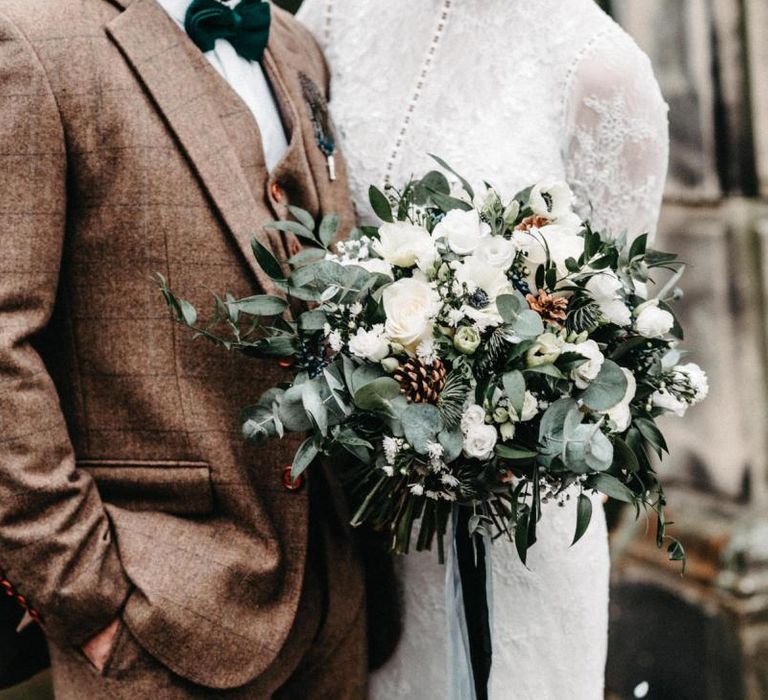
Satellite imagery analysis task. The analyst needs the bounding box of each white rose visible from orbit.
[520,391,539,422]
[374,222,434,268]
[604,368,637,432]
[382,275,440,351]
[563,339,605,389]
[354,257,394,278]
[347,324,390,362]
[473,235,517,271]
[432,209,490,256]
[652,389,687,417]
[676,363,709,403]
[600,299,632,327]
[462,423,498,460]
[635,301,674,338]
[460,404,487,434]
[529,179,574,219]
[586,270,623,302]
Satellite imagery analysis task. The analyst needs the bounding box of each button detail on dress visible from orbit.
[282,465,304,491]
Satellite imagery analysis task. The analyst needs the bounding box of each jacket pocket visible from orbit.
[78,460,214,516]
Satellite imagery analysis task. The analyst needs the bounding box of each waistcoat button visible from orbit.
[282,465,304,491]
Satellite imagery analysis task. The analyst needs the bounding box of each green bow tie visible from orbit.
[185,0,271,62]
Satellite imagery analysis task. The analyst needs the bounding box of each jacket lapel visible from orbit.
[105,0,282,296]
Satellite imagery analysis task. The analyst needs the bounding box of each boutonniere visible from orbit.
[299,72,336,181]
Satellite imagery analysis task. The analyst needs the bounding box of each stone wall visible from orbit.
[608,2,768,697]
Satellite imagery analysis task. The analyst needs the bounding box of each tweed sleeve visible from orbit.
[0,12,131,646]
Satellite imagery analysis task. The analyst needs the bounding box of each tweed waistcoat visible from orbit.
[0,0,371,690]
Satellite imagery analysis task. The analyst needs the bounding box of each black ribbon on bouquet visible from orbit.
[455,508,493,700]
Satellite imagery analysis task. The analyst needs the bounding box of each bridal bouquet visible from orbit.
[157,157,707,568]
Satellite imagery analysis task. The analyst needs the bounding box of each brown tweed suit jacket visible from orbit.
[0,0,385,690]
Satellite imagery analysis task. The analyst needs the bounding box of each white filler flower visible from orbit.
[347,324,389,362]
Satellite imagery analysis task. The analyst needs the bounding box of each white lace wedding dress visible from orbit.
[298,1,669,697]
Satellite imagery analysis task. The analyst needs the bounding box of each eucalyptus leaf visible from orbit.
[437,428,463,463]
[319,213,340,248]
[228,295,288,317]
[579,359,628,411]
[240,405,275,444]
[353,377,401,413]
[179,300,197,326]
[302,379,328,436]
[502,370,526,417]
[291,437,319,480]
[287,205,316,232]
[495,445,537,462]
[299,310,328,331]
[264,220,318,245]
[403,403,444,455]
[429,153,475,199]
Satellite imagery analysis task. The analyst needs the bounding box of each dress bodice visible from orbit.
[299,0,669,239]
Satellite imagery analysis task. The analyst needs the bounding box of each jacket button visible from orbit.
[282,465,304,491]
[270,182,284,203]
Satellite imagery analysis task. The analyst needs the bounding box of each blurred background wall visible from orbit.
[601,1,768,698]
[4,1,766,698]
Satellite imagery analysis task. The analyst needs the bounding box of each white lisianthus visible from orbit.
[676,363,709,403]
[347,324,389,362]
[520,391,539,421]
[382,275,440,352]
[529,179,574,219]
[635,300,674,338]
[526,332,564,367]
[512,224,585,286]
[600,299,632,327]
[586,270,623,302]
[354,257,394,278]
[563,339,605,389]
[603,368,637,432]
[652,388,687,417]
[499,421,516,441]
[460,404,487,433]
[432,209,490,256]
[462,423,498,460]
[374,221,434,268]
[473,235,517,271]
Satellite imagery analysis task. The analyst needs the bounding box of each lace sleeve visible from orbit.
[564,28,669,242]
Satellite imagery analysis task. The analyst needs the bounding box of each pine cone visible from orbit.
[527,289,569,326]
[394,357,448,403]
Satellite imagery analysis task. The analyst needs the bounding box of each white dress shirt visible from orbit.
[158,0,289,172]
